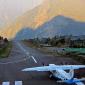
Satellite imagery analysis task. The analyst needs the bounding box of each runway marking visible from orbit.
[31,56,37,63]
[17,42,38,63]
[2,82,10,85]
[2,81,22,85]
[26,52,29,55]
[15,81,22,85]
[17,43,29,55]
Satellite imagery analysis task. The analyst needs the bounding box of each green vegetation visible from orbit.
[65,48,85,54]
[64,48,85,64]
[0,42,12,58]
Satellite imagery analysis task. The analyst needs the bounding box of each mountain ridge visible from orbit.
[14,15,85,40]
[35,15,85,38]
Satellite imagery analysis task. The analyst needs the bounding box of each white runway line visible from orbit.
[2,82,10,85]
[15,81,22,85]
[2,81,22,85]
[17,42,29,56]
[17,42,38,63]
[26,52,29,55]
[31,56,37,63]
[17,43,27,52]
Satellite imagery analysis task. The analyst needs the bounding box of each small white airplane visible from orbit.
[22,64,85,85]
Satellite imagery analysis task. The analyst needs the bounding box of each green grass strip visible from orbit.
[0,42,12,58]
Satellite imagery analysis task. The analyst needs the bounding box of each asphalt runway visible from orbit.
[0,41,84,85]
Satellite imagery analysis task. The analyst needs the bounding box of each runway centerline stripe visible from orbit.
[31,56,37,63]
[2,82,10,85]
[17,42,30,56]
[15,81,22,85]
[17,43,29,54]
[17,42,38,63]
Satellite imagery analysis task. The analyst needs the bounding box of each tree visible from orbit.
[0,36,2,40]
[0,36,3,40]
[4,38,8,43]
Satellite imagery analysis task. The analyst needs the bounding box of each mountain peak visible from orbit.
[1,0,85,39]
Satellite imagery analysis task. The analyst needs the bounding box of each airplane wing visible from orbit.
[76,82,84,85]
[22,65,85,72]
[57,78,85,85]
[57,65,85,70]
[74,78,85,85]
[22,66,54,71]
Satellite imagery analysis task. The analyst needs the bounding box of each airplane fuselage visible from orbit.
[50,69,71,81]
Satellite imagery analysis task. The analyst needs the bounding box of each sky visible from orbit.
[0,0,85,29]
[0,0,43,28]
